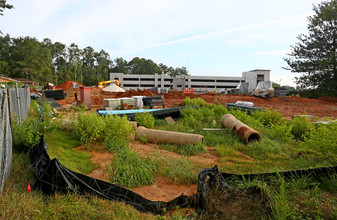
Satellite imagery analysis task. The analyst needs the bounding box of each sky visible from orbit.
[0,0,324,86]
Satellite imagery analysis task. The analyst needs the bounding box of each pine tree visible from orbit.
[284,0,337,97]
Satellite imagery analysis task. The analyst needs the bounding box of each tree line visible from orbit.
[0,35,188,86]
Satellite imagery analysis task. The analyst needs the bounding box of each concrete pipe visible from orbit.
[220,114,261,144]
[135,126,204,145]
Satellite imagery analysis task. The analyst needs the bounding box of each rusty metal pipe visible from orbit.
[135,126,204,145]
[220,114,261,143]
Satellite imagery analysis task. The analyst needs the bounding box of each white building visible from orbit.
[110,69,270,93]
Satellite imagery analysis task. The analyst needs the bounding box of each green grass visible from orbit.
[4,97,337,219]
[160,142,207,156]
[0,151,161,220]
[109,147,157,187]
[154,153,199,184]
[44,129,97,174]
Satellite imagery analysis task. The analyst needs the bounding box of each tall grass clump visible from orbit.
[135,112,155,128]
[269,175,294,219]
[109,147,157,187]
[155,155,198,184]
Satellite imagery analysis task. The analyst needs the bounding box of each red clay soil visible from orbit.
[162,92,337,119]
[55,81,84,90]
[56,89,337,119]
[83,141,255,202]
[131,177,197,202]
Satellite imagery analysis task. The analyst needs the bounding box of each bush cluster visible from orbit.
[72,113,134,148]
[135,112,155,128]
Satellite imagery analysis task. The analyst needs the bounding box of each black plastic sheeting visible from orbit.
[43,90,65,100]
[29,137,197,214]
[29,136,337,215]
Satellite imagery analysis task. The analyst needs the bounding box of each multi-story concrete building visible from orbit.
[110,69,270,93]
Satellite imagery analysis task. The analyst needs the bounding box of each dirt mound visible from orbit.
[55,81,84,90]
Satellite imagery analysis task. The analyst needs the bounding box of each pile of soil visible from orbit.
[55,81,84,90]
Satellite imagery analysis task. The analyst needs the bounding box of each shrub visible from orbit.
[300,122,337,161]
[184,97,209,107]
[181,106,204,128]
[290,117,313,140]
[252,109,283,126]
[212,104,229,121]
[198,107,216,125]
[265,123,294,143]
[139,133,147,144]
[12,118,42,151]
[109,147,157,187]
[135,112,155,128]
[103,115,134,142]
[72,112,105,144]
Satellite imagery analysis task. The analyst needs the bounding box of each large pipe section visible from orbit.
[135,126,204,145]
[220,114,261,144]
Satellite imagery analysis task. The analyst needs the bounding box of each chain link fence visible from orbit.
[0,87,30,195]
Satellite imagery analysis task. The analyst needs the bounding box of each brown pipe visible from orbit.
[135,126,204,145]
[220,114,261,143]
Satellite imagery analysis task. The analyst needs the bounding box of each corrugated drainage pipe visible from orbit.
[220,114,261,144]
[135,126,204,145]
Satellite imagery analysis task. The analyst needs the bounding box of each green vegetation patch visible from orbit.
[154,153,199,184]
[109,147,157,187]
[160,142,207,156]
[45,129,97,174]
[135,112,155,128]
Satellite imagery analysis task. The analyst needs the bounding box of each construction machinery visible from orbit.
[98,80,120,89]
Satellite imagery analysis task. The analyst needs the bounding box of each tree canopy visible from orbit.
[284,0,337,97]
[0,35,188,86]
[0,0,13,16]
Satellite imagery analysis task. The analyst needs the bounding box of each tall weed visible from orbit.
[135,112,155,128]
[72,112,105,144]
[184,97,209,107]
[252,109,283,126]
[181,106,204,128]
[291,117,314,140]
[160,142,207,156]
[109,147,157,187]
[300,122,337,162]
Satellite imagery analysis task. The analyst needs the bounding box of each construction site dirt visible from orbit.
[58,87,337,119]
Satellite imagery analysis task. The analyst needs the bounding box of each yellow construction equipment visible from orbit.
[98,80,120,89]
